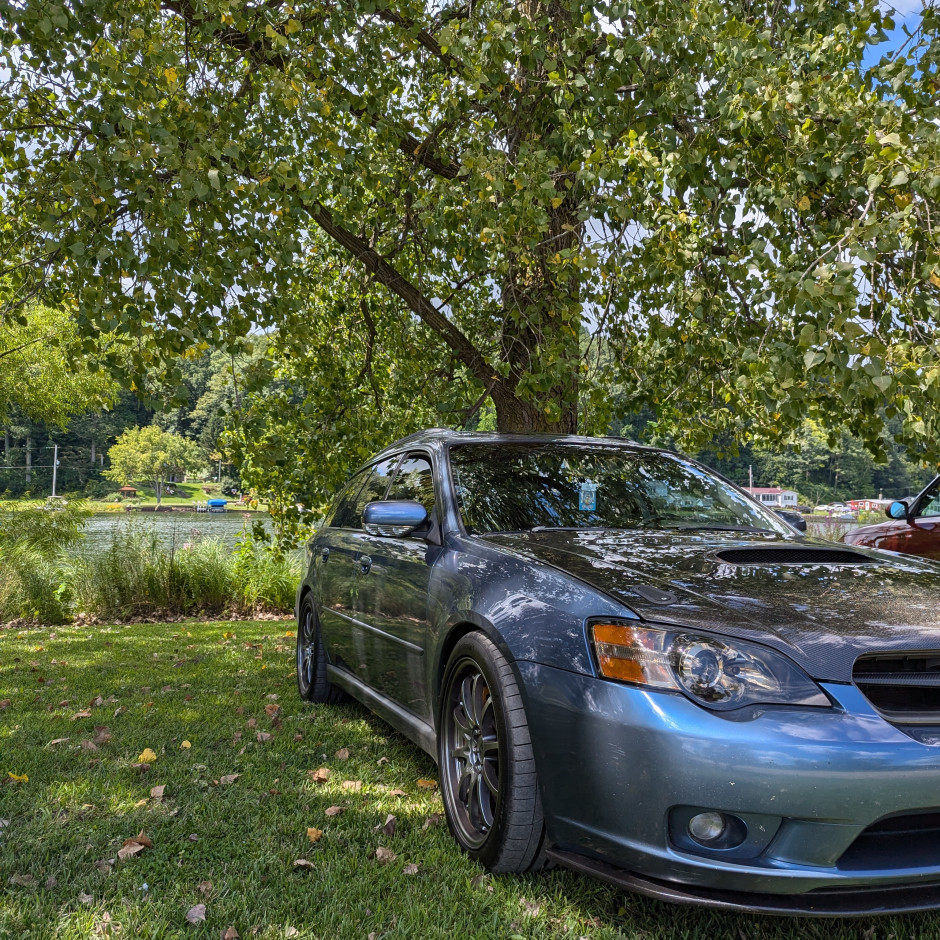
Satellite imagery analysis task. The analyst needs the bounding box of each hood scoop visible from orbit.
[715,547,871,566]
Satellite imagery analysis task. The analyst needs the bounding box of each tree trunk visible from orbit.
[90,439,96,466]
[3,429,8,461]
[25,432,31,483]
[492,387,578,433]
[154,479,162,507]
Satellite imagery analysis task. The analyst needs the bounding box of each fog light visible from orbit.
[688,811,727,844]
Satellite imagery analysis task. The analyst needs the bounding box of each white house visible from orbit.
[743,486,799,508]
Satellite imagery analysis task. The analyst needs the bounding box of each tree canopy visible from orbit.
[1,0,938,459]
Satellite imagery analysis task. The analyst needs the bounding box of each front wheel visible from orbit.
[438,632,546,873]
[296,595,346,704]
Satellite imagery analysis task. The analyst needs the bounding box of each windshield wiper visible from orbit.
[671,524,775,533]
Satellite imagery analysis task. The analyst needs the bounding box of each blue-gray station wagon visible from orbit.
[295,430,940,914]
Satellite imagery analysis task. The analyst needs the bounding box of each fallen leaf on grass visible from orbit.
[335,747,350,760]
[137,748,157,763]
[198,880,213,896]
[324,806,345,817]
[113,706,126,718]
[308,768,330,783]
[94,859,113,873]
[45,875,57,889]
[134,799,148,808]
[374,846,397,864]
[266,694,279,701]
[403,863,419,875]
[377,756,389,766]
[222,928,239,940]
[293,734,303,742]
[264,704,281,720]
[117,843,144,862]
[219,774,240,785]
[131,763,150,773]
[245,718,257,729]
[79,892,94,904]
[306,827,323,843]
[80,740,98,751]
[185,904,207,924]
[421,813,443,830]
[387,789,407,798]
[284,929,299,938]
[92,727,111,746]
[521,898,540,917]
[341,780,362,791]
[375,814,396,837]
[256,732,272,743]
[7,772,28,783]
[8,873,37,887]
[0,700,10,709]
[293,859,314,870]
[89,695,103,708]
[150,785,166,801]
[180,741,191,750]
[187,833,199,841]
[72,710,92,720]
[416,779,438,790]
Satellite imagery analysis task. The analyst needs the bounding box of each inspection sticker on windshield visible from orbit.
[579,482,598,511]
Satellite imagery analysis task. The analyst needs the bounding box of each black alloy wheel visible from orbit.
[439,632,546,873]
[296,595,346,703]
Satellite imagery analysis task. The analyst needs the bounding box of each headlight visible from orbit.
[591,621,829,710]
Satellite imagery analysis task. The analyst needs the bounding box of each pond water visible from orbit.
[83,511,269,551]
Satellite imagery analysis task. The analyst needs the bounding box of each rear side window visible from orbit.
[386,454,435,512]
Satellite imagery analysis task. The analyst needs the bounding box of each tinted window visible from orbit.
[386,454,435,512]
[329,470,371,529]
[352,458,399,522]
[449,444,789,535]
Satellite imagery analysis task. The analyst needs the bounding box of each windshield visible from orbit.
[448,443,789,536]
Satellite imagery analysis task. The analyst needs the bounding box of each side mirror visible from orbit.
[363,500,428,537]
[886,500,909,521]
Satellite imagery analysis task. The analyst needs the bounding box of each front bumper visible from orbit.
[519,662,940,911]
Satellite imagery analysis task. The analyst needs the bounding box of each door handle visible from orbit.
[320,547,330,561]
[358,555,372,574]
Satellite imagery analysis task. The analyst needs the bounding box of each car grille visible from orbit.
[854,653,940,728]
[715,547,870,565]
[837,812,940,871]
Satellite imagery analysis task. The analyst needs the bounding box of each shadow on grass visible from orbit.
[1,621,937,939]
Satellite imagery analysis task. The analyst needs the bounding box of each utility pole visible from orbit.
[51,443,58,497]
[749,465,753,489]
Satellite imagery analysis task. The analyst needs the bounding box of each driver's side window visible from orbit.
[919,481,940,518]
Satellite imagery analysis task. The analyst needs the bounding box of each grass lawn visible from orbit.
[0,623,933,940]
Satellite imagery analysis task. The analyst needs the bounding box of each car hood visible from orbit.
[480,529,940,682]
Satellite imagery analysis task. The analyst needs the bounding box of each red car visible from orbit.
[843,474,940,560]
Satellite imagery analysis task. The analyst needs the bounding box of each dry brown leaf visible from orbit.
[421,813,443,830]
[8,873,37,887]
[245,718,257,729]
[377,756,389,766]
[89,695,103,708]
[232,732,242,744]
[150,785,166,801]
[116,843,144,862]
[113,706,126,718]
[133,799,148,808]
[306,827,323,843]
[187,833,199,842]
[341,780,362,791]
[335,747,350,760]
[185,904,207,924]
[308,768,330,783]
[284,929,299,939]
[79,891,94,904]
[521,898,540,917]
[45,875,57,889]
[292,859,314,869]
[198,880,213,896]
[402,863,419,875]
[324,805,345,817]
[264,703,281,720]
[255,732,272,743]
[387,789,407,798]
[470,874,486,889]
[375,814,396,838]
[92,727,111,746]
[222,928,239,940]
[416,779,438,790]
[48,737,70,747]
[94,859,113,873]
[219,774,240,785]
[131,763,150,773]
[374,846,397,864]
[266,693,279,701]
[0,700,10,709]
[72,710,92,720]
[293,734,303,742]
[80,740,99,751]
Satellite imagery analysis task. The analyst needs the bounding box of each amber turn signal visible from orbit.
[591,622,675,689]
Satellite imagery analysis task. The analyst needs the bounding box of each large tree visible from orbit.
[0,0,938,452]
[104,424,203,505]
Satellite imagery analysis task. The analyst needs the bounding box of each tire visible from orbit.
[438,632,546,873]
[296,595,347,704]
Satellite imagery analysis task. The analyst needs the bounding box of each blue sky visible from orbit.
[863,1,928,68]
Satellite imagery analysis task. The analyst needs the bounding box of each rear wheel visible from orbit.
[438,632,546,873]
[296,595,346,703]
